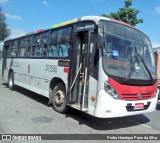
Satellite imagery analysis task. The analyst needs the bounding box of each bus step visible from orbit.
[80,73,84,78]
[82,108,88,112]
[69,104,81,110]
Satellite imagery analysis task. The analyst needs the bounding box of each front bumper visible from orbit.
[94,89,158,118]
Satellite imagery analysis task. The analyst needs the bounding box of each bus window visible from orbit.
[33,45,45,57]
[58,27,72,57]
[33,34,41,45]
[60,27,72,42]
[19,47,26,57]
[24,47,30,57]
[59,43,70,57]
[26,36,31,46]
[40,32,48,44]
[10,48,18,57]
[19,36,32,57]
[30,46,35,57]
[50,30,58,43]
[48,44,58,57]
[9,40,19,57]
[20,38,26,46]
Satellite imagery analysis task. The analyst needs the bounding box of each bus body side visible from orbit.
[1,27,70,103]
[4,58,68,97]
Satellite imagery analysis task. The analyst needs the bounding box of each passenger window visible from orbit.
[41,32,48,44]
[10,48,19,57]
[60,27,72,42]
[19,47,25,57]
[59,43,70,57]
[48,44,58,57]
[10,40,19,57]
[20,38,26,47]
[34,45,45,57]
[33,34,41,45]
[13,40,19,47]
[50,30,58,43]
[48,27,72,59]
[30,46,35,57]
[19,37,32,57]
[26,37,31,46]
[24,47,30,57]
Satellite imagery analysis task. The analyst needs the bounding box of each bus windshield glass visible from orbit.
[100,20,156,80]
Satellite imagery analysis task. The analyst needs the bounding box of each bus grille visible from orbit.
[121,93,153,100]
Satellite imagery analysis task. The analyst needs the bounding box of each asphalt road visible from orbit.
[0,79,160,143]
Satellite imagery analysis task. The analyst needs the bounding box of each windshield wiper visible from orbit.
[137,53,153,81]
[125,44,139,81]
[125,44,153,81]
[125,56,135,81]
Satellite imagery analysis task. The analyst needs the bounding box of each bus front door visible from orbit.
[68,31,92,111]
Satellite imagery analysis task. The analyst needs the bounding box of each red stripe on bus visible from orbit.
[63,67,69,81]
[63,67,69,73]
[108,78,157,101]
[35,29,44,33]
[28,64,30,74]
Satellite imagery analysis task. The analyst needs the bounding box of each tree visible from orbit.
[102,0,143,26]
[0,7,10,42]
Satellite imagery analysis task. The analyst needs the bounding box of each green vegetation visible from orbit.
[102,0,143,26]
[0,7,10,42]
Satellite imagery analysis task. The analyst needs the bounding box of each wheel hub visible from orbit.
[55,90,64,106]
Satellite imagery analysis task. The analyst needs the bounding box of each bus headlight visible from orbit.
[104,81,120,99]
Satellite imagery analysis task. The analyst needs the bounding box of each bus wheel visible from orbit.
[52,82,68,113]
[8,72,15,90]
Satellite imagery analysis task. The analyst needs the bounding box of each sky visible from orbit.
[0,0,160,48]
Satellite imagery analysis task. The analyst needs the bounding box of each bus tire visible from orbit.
[52,82,68,113]
[8,72,15,90]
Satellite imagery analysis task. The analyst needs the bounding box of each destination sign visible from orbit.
[74,22,95,32]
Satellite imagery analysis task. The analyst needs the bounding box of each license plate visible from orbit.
[134,103,144,110]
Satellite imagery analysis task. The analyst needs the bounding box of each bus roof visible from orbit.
[5,15,135,41]
[51,16,135,29]
[50,16,134,29]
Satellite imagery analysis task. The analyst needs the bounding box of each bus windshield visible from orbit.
[100,20,156,81]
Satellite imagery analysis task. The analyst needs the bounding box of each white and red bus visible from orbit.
[1,16,159,118]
